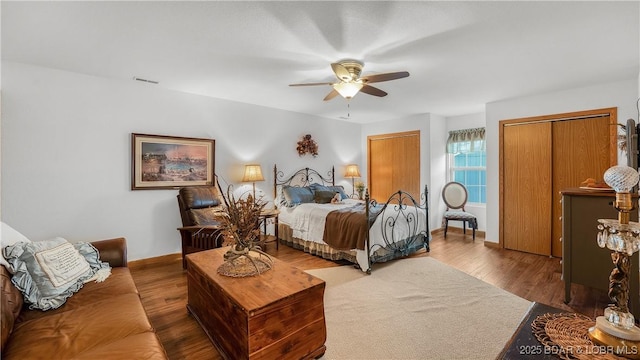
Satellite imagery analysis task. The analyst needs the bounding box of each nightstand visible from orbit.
[259,209,280,249]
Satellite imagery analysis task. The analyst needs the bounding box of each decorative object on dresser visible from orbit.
[216,187,272,277]
[241,164,265,201]
[589,165,640,355]
[131,133,215,190]
[344,164,361,199]
[273,165,430,273]
[176,179,227,269]
[441,181,478,240]
[186,247,326,359]
[296,134,318,157]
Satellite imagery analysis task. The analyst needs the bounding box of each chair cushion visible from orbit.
[3,293,155,359]
[443,211,478,229]
[188,208,225,226]
[179,187,222,209]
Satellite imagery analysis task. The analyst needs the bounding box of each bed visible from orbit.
[273,165,430,273]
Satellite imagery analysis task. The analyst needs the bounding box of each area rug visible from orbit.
[306,257,532,360]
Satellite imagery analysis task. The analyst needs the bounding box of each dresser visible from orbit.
[561,188,640,318]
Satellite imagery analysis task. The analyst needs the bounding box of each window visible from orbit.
[446,128,486,204]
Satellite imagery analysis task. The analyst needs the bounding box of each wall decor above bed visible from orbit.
[296,134,318,157]
[131,133,215,190]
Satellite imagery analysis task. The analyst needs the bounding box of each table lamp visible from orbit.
[345,164,361,198]
[242,164,264,201]
[590,165,640,356]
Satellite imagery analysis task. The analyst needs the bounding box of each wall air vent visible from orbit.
[133,77,159,84]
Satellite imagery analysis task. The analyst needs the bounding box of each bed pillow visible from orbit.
[309,183,348,200]
[314,190,336,204]
[282,185,314,207]
[3,237,111,311]
[1,222,32,273]
[328,185,349,200]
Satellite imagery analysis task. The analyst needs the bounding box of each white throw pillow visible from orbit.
[1,222,32,272]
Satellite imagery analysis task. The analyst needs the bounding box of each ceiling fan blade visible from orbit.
[331,63,353,81]
[361,71,409,84]
[289,82,333,87]
[323,89,340,101]
[360,84,387,97]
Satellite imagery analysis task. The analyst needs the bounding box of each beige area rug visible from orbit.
[306,257,532,360]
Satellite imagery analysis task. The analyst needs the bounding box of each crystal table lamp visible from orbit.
[590,165,640,356]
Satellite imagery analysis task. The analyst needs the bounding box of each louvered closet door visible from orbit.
[503,122,553,255]
[368,131,420,202]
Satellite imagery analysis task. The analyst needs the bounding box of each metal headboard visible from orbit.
[273,165,335,198]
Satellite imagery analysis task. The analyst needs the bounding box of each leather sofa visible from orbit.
[1,237,168,359]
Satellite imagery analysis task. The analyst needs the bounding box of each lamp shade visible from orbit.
[242,164,265,182]
[345,164,361,178]
[603,165,639,192]
[332,82,363,99]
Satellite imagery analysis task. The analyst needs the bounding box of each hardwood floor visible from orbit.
[129,232,607,360]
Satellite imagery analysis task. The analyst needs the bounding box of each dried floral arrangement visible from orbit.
[296,134,318,157]
[217,188,272,277]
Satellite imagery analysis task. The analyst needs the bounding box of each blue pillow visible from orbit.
[3,237,111,310]
[328,185,348,200]
[282,186,315,207]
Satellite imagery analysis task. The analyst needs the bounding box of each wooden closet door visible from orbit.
[551,116,612,257]
[368,131,420,202]
[503,122,553,255]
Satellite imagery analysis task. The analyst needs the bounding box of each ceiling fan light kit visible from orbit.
[332,82,363,99]
[290,59,410,101]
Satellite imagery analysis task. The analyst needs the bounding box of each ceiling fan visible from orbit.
[289,59,410,101]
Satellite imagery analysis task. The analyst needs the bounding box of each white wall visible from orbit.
[443,112,487,231]
[1,62,361,261]
[428,114,447,232]
[485,77,639,243]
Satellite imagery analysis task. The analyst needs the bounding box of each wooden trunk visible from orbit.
[186,247,327,360]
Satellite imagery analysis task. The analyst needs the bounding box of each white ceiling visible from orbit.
[2,1,639,124]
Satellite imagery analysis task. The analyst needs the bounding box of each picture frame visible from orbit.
[131,133,215,190]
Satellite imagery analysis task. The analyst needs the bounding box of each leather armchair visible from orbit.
[177,184,227,268]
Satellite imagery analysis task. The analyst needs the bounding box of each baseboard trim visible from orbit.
[129,253,182,271]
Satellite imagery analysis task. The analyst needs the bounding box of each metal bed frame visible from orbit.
[273,165,430,273]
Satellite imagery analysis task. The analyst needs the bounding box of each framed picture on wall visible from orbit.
[131,133,215,190]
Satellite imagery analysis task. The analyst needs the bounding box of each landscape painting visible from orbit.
[131,133,215,190]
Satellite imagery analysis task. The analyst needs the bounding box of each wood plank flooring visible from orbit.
[129,232,607,360]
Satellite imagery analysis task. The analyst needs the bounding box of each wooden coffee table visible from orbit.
[186,247,327,360]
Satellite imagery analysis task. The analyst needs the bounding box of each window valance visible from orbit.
[446,127,486,154]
